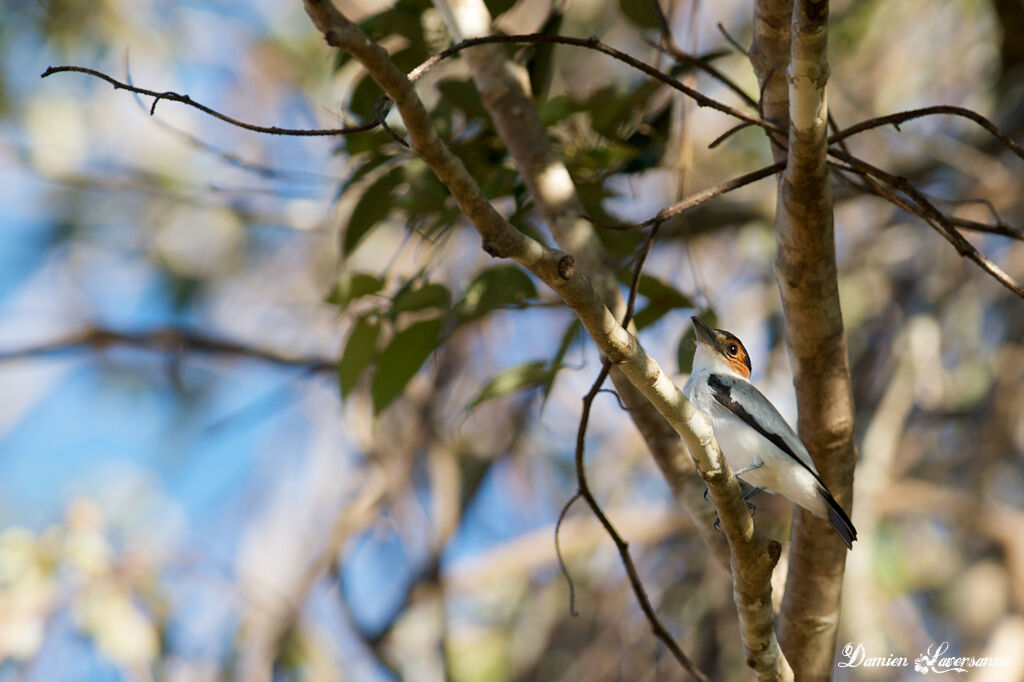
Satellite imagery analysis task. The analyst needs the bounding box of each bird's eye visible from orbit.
[727,343,738,356]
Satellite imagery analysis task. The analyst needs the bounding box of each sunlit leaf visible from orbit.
[371,317,444,413]
[456,266,537,321]
[392,282,452,314]
[338,317,380,399]
[326,272,385,308]
[678,310,717,375]
[343,167,404,256]
[467,361,560,411]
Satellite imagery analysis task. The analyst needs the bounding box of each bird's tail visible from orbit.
[817,485,857,549]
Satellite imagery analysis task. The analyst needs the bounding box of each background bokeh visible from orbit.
[0,0,1021,680]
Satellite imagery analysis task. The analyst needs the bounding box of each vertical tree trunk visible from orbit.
[767,1,858,679]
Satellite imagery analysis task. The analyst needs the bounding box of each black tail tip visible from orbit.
[820,486,857,550]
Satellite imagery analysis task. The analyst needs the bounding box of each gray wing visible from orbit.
[707,373,822,480]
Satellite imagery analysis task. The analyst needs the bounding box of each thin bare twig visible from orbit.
[0,327,336,370]
[708,121,755,149]
[716,23,750,57]
[828,105,1024,162]
[645,0,758,110]
[593,160,784,231]
[41,65,382,137]
[406,34,784,136]
[557,222,709,680]
[827,149,1024,297]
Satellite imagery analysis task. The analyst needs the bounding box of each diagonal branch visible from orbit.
[407,34,785,136]
[300,1,790,678]
[429,0,732,575]
[827,150,1024,296]
[828,105,1024,162]
[593,161,785,231]
[41,65,382,137]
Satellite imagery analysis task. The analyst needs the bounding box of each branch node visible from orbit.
[481,239,502,257]
[557,254,575,280]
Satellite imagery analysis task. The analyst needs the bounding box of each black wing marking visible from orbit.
[707,374,823,484]
[708,373,858,548]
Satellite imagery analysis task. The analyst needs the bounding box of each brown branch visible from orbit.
[947,215,1024,240]
[827,150,1024,296]
[775,2,857,679]
[0,327,336,371]
[300,1,785,677]
[645,0,759,111]
[592,160,785,231]
[570,361,710,682]
[717,23,750,57]
[708,121,755,149]
[406,34,785,135]
[555,222,712,680]
[41,65,382,137]
[433,0,731,582]
[828,105,1024,162]
[750,0,792,161]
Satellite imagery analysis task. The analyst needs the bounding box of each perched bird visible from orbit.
[683,316,857,549]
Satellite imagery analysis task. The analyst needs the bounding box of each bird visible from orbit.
[683,315,857,549]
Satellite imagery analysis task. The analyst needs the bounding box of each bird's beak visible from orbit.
[690,316,719,351]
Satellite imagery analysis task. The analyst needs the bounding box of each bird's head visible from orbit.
[690,316,752,379]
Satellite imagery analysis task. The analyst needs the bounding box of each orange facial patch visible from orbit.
[715,329,752,378]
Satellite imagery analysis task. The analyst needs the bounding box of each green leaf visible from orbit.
[526,10,564,99]
[636,274,693,308]
[437,80,487,119]
[483,0,517,18]
[392,282,452,315]
[467,361,559,411]
[338,317,381,399]
[678,310,717,375]
[617,0,661,30]
[542,318,582,401]
[538,95,575,127]
[401,160,450,214]
[456,266,537,321]
[326,272,385,308]
[630,274,693,329]
[337,154,395,196]
[371,317,444,413]
[343,167,404,256]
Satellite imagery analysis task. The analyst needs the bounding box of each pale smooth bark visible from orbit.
[769,1,857,679]
[751,0,793,161]
[301,1,792,677]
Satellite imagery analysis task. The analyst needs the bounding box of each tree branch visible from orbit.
[407,34,785,136]
[0,326,336,370]
[429,0,732,579]
[750,0,793,160]
[773,3,857,679]
[827,149,1024,296]
[41,65,383,137]
[300,1,789,677]
[828,105,1024,162]
[593,161,785,231]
